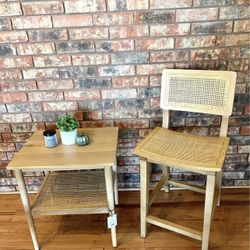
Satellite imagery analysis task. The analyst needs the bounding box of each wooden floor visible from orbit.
[0,189,249,250]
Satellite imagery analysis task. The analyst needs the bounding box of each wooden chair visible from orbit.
[134,69,236,250]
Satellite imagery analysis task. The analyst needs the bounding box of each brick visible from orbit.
[0,186,16,192]
[102,88,137,99]
[150,51,189,62]
[0,124,11,133]
[235,180,250,186]
[64,90,100,100]
[28,29,68,42]
[11,124,45,133]
[33,55,71,67]
[112,76,148,88]
[186,117,220,126]
[111,52,149,64]
[58,66,96,78]
[0,92,27,103]
[28,91,63,101]
[151,23,190,36]
[191,21,232,35]
[83,111,102,120]
[93,12,133,25]
[12,16,52,29]
[78,99,114,110]
[37,80,73,90]
[240,48,250,58]
[235,84,246,94]
[244,105,250,115]
[238,145,250,154]
[53,14,92,27]
[177,8,217,22]
[150,76,161,86]
[115,119,149,129]
[1,57,31,70]
[225,154,248,164]
[32,112,65,122]
[220,5,250,19]
[228,59,249,72]
[0,31,27,43]
[216,34,250,46]
[0,45,16,56]
[0,70,22,80]
[98,65,135,77]
[107,0,148,11]
[0,18,11,30]
[22,1,63,15]
[74,78,111,89]
[110,25,148,38]
[136,37,174,50]
[42,101,78,111]
[0,143,15,152]
[115,99,149,109]
[0,81,36,92]
[191,48,232,60]
[0,104,6,113]
[0,3,21,16]
[2,133,32,142]
[64,0,106,13]
[136,63,173,75]
[150,0,192,9]
[17,42,55,55]
[103,110,137,119]
[234,20,250,33]
[138,87,161,98]
[138,109,162,118]
[81,120,114,128]
[72,54,109,66]
[95,40,134,52]
[0,153,7,161]
[23,68,59,80]
[56,41,94,53]
[7,103,42,113]
[193,0,235,6]
[176,36,216,48]
[135,10,175,24]
[0,113,32,123]
[240,126,250,135]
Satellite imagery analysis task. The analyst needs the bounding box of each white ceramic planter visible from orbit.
[60,129,77,145]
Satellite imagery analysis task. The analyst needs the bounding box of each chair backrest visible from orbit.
[160,69,237,135]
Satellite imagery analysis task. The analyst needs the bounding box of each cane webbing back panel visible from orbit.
[32,171,108,215]
[161,69,237,116]
[134,127,229,172]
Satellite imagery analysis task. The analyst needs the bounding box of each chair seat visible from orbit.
[134,127,229,172]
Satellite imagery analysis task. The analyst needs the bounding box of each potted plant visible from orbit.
[56,115,78,145]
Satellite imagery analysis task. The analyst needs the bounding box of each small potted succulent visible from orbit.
[56,115,78,145]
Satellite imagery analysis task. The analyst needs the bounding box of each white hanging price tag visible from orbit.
[107,213,117,229]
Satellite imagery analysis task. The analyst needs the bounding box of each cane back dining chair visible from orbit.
[134,69,237,250]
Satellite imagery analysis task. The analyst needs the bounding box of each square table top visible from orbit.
[7,127,119,171]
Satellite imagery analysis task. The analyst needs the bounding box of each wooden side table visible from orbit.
[7,127,119,249]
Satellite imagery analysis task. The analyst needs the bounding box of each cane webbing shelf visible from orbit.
[32,171,108,216]
[134,127,229,172]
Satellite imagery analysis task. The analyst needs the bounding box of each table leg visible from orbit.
[112,163,119,205]
[105,166,117,247]
[14,170,39,250]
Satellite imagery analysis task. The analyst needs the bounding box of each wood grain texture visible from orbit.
[0,189,249,250]
[7,127,119,171]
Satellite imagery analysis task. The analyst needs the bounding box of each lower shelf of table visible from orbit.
[31,170,109,216]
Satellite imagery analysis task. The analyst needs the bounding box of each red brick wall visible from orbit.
[0,0,249,191]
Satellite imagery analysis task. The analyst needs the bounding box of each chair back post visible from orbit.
[162,110,170,128]
[220,116,229,137]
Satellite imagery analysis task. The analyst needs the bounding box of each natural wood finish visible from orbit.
[14,170,39,250]
[7,127,119,249]
[7,127,119,171]
[162,110,170,128]
[202,174,216,250]
[162,166,170,192]
[168,180,205,194]
[0,189,249,249]
[146,215,202,241]
[140,159,150,238]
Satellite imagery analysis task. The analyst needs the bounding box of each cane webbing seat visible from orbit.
[135,69,237,250]
[134,127,229,172]
[32,171,108,216]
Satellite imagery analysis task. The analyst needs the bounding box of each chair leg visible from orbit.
[215,171,222,207]
[162,166,170,192]
[202,174,216,250]
[140,159,150,238]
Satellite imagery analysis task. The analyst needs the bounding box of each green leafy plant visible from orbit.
[56,115,78,132]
